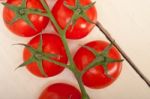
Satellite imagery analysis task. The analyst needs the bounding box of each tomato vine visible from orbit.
[2,0,123,99]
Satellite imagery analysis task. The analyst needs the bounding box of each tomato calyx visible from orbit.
[16,35,68,77]
[64,0,96,26]
[2,0,44,30]
[81,43,123,78]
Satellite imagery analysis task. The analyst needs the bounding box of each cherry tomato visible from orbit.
[74,41,122,88]
[52,0,97,39]
[39,83,81,99]
[3,0,49,37]
[23,33,68,77]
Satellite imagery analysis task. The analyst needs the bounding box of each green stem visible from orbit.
[74,71,90,99]
[61,34,89,99]
[39,0,90,98]
[81,59,97,76]
[61,33,89,99]
[81,57,104,76]
[40,0,64,34]
[43,57,68,68]
[61,34,76,67]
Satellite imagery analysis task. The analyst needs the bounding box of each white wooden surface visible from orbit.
[0,0,150,99]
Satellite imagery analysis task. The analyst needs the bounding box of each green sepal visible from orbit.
[21,0,27,8]
[106,57,124,63]
[80,12,95,24]
[82,1,96,10]
[43,56,68,68]
[14,43,36,54]
[2,2,18,11]
[15,57,35,70]
[15,34,68,77]
[75,0,80,7]
[6,16,20,25]
[64,2,76,10]
[38,35,43,51]
[37,60,47,77]
[21,15,36,30]
[82,45,97,56]
[63,0,96,30]
[2,0,37,30]
[102,63,112,78]
[83,43,123,78]
[101,43,113,56]
[15,42,48,77]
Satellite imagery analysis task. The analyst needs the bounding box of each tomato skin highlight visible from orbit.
[74,41,122,89]
[3,0,49,37]
[52,0,97,39]
[39,83,81,99]
[23,33,68,77]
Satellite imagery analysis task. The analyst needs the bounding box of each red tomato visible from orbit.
[39,83,81,99]
[3,0,49,37]
[23,33,68,77]
[74,41,122,88]
[52,0,97,39]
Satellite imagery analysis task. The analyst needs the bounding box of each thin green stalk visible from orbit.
[40,0,64,34]
[61,34,76,68]
[74,71,90,99]
[81,57,104,76]
[39,0,90,98]
[81,59,97,76]
[61,34,89,99]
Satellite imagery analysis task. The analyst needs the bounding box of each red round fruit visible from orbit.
[39,83,81,99]
[3,0,49,37]
[74,41,122,88]
[23,33,68,77]
[52,0,97,39]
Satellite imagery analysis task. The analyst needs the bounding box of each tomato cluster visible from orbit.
[2,0,122,99]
